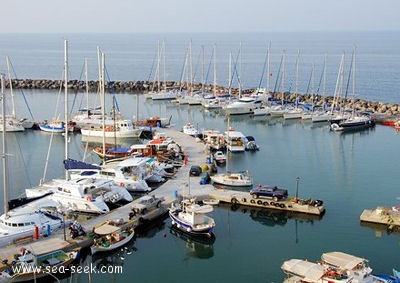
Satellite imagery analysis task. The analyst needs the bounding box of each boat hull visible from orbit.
[91,231,135,255]
[169,211,214,237]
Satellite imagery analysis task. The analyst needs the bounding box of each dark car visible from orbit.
[249,185,288,201]
[189,165,202,176]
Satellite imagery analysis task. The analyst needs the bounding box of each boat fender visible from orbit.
[241,198,247,203]
[257,200,262,205]
[231,198,238,204]
[274,202,280,207]
[250,199,255,204]
[157,201,161,208]
[86,196,92,202]
[263,201,269,206]
[279,203,285,208]
[270,202,275,206]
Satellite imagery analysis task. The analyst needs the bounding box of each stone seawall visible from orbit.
[3,78,400,117]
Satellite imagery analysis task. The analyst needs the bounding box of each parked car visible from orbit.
[249,185,288,201]
[132,195,164,214]
[189,165,202,176]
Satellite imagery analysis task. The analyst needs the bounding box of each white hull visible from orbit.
[91,231,135,254]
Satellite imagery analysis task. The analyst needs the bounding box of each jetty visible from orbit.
[4,78,400,117]
[360,206,400,231]
[0,128,325,265]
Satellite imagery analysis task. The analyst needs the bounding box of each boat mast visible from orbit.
[266,41,271,94]
[5,57,15,118]
[64,39,69,180]
[101,52,106,165]
[1,74,9,215]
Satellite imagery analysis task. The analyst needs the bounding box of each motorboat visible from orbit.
[223,96,263,115]
[25,177,133,214]
[169,199,215,237]
[38,120,65,133]
[64,157,161,192]
[213,151,226,164]
[202,130,226,152]
[80,119,142,140]
[91,218,135,255]
[224,129,246,152]
[244,136,260,151]
[0,238,80,282]
[210,171,253,187]
[281,259,353,283]
[182,122,199,136]
[0,199,65,247]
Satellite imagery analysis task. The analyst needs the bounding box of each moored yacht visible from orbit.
[25,178,132,214]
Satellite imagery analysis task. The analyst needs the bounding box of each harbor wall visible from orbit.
[3,79,400,116]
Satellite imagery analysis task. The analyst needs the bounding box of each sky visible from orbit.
[2,0,400,33]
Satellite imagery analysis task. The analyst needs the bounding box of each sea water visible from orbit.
[0,32,399,282]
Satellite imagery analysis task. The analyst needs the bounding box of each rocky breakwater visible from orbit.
[5,79,400,118]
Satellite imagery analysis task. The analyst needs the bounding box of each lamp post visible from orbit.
[295,177,300,200]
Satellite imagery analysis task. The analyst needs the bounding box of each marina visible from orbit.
[0,32,399,282]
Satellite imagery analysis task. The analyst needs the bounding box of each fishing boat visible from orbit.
[169,199,215,237]
[38,119,65,133]
[182,122,199,136]
[93,144,153,160]
[0,238,80,282]
[281,259,353,283]
[224,129,246,152]
[213,151,226,164]
[91,218,135,255]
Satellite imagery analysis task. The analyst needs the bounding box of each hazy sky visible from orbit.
[2,0,399,33]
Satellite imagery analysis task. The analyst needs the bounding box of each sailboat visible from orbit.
[210,118,253,187]
[26,43,132,215]
[0,57,25,132]
[330,47,375,132]
[0,74,64,247]
[80,52,142,140]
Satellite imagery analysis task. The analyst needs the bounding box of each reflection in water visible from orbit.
[220,203,322,227]
[169,225,215,259]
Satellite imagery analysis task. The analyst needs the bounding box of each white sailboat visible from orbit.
[0,74,64,247]
[80,52,142,140]
[210,118,253,187]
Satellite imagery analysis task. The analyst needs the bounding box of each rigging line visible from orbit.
[8,59,35,120]
[343,49,354,100]
[315,59,326,95]
[41,70,64,184]
[104,65,120,112]
[272,52,283,94]
[147,49,158,82]
[204,46,214,86]
[13,131,33,188]
[257,45,269,89]
[69,60,86,116]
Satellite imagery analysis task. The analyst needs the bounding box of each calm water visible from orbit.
[0,32,400,103]
[1,91,399,283]
[0,32,399,282]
